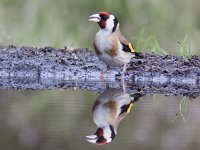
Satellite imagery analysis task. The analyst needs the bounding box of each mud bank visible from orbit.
[0,45,199,97]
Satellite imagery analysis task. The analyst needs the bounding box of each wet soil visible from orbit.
[0,45,200,97]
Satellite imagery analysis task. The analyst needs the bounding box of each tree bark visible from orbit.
[0,45,200,97]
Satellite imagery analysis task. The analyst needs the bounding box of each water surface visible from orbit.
[0,87,200,150]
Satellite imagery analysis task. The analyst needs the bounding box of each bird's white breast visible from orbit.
[95,29,112,53]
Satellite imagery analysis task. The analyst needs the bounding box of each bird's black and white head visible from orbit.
[89,12,119,33]
[86,125,116,145]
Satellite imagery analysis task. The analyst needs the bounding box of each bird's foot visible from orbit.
[100,73,105,80]
[100,66,108,80]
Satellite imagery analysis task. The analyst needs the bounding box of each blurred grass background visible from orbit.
[0,0,200,55]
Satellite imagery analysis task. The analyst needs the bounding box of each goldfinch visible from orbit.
[86,88,142,145]
[89,12,136,79]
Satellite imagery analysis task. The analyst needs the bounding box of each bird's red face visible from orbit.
[89,12,118,32]
[89,12,110,29]
[98,12,110,29]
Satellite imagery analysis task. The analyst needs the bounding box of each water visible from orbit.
[0,85,200,150]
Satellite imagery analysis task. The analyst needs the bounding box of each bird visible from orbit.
[86,88,142,145]
[89,12,136,79]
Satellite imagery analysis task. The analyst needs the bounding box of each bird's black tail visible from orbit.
[130,93,144,102]
[134,52,144,59]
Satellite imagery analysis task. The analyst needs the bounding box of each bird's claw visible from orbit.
[100,73,105,80]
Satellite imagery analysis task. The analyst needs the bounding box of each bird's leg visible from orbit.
[121,64,127,81]
[120,64,126,91]
[121,76,126,92]
[122,64,127,73]
[100,65,108,80]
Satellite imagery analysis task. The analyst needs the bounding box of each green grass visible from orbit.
[176,37,192,59]
[172,97,190,122]
[133,29,193,58]
[133,28,167,55]
[0,0,199,55]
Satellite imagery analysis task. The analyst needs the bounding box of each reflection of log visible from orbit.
[0,45,200,97]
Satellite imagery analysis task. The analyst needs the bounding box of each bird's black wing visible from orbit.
[121,42,135,53]
[121,42,144,58]
[119,102,134,115]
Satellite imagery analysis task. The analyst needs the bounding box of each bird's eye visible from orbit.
[96,136,107,144]
[101,15,108,21]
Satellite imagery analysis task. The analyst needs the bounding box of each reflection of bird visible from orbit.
[86,88,142,145]
[89,12,136,79]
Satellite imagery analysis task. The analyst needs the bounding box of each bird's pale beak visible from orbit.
[86,134,97,144]
[89,14,100,22]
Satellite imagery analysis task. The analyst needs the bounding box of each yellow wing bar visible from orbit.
[127,102,134,113]
[128,43,135,53]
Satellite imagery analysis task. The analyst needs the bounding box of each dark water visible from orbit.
[0,87,200,150]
